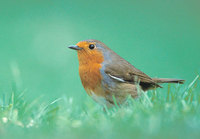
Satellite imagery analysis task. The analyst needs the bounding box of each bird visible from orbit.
[68,39,184,108]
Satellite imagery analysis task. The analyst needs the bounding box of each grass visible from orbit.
[0,76,200,139]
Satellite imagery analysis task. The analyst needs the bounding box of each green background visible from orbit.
[0,0,200,100]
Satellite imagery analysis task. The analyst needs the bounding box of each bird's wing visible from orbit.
[103,54,161,90]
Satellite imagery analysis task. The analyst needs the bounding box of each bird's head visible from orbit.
[69,39,111,65]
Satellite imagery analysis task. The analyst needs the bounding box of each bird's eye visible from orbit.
[89,44,95,50]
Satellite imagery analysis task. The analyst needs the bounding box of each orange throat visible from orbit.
[79,63,102,93]
[77,49,104,95]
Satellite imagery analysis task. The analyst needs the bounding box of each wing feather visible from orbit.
[103,51,161,90]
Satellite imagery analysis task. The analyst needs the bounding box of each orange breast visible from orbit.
[79,63,102,91]
[77,48,104,96]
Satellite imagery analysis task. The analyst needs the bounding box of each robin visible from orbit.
[68,39,184,107]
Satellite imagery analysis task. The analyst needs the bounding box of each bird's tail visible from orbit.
[152,78,185,84]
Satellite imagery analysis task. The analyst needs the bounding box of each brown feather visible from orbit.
[103,48,162,90]
[152,78,185,84]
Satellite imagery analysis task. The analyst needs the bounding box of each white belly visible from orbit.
[90,91,108,106]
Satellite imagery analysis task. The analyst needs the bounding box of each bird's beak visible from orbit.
[68,45,83,50]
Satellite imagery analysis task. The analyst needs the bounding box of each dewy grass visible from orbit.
[0,76,200,139]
